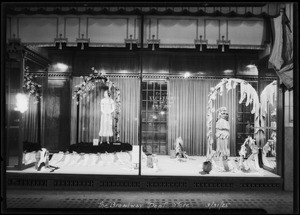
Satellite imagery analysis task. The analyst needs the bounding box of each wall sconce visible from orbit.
[76,34,90,50]
[147,35,160,51]
[194,35,208,51]
[14,93,29,113]
[217,36,230,52]
[183,72,191,78]
[54,34,68,50]
[125,34,138,51]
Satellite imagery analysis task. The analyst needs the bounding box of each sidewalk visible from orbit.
[4,189,294,214]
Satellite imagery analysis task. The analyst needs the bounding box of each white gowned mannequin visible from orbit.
[99,90,116,144]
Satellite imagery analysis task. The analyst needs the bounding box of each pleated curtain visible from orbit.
[70,76,140,145]
[168,78,237,156]
[23,96,38,142]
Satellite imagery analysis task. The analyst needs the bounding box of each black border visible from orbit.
[1,1,299,215]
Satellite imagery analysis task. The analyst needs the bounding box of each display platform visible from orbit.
[68,142,132,153]
[8,154,278,177]
[7,153,282,191]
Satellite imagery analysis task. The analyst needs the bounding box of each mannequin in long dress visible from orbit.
[99,90,115,144]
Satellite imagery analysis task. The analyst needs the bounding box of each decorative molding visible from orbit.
[89,43,126,48]
[146,181,187,188]
[206,44,219,49]
[229,44,266,50]
[76,34,90,50]
[106,74,140,78]
[6,174,283,190]
[98,181,140,187]
[54,180,94,187]
[142,74,276,81]
[47,72,72,77]
[54,33,68,49]
[142,74,231,80]
[194,182,233,188]
[7,178,48,187]
[239,183,281,188]
[6,5,281,18]
[22,43,56,47]
[125,34,138,50]
[147,34,160,51]
[159,44,195,49]
[194,35,208,51]
[23,47,51,68]
[66,43,78,47]
[217,35,230,52]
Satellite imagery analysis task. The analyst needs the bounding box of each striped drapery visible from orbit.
[168,78,237,156]
[70,76,140,145]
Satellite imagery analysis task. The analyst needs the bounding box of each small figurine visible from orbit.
[35,148,59,172]
[174,137,188,161]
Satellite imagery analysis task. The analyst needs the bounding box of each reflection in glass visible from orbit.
[260,81,277,170]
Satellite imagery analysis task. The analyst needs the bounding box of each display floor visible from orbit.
[7,154,279,177]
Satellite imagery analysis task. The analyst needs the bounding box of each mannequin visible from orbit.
[99,90,115,144]
[175,136,188,159]
[215,107,230,157]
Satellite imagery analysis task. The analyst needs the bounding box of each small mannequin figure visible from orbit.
[215,107,230,157]
[175,136,188,160]
[35,148,59,172]
[99,90,115,144]
[245,121,254,135]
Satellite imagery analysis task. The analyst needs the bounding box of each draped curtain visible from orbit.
[70,76,140,145]
[23,75,46,144]
[168,78,237,156]
[23,96,38,142]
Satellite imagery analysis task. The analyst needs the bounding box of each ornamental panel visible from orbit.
[87,18,128,44]
[205,19,220,44]
[158,19,197,45]
[18,17,58,43]
[228,20,265,46]
[65,17,80,42]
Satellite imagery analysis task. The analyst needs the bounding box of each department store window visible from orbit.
[141,81,168,155]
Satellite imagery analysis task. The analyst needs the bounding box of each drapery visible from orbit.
[168,78,237,156]
[23,96,38,142]
[269,11,293,89]
[70,76,140,145]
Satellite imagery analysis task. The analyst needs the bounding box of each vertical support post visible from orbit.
[139,14,144,176]
[76,95,80,144]
[6,60,11,166]
[17,58,25,170]
[277,80,284,178]
[293,3,299,213]
[37,97,41,146]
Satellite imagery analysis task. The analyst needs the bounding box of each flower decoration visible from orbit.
[206,78,260,157]
[73,67,121,141]
[23,69,42,103]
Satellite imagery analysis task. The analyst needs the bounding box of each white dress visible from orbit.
[99,98,115,137]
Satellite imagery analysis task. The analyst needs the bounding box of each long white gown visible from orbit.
[99,97,115,137]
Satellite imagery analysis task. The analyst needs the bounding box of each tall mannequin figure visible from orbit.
[99,90,115,144]
[215,107,230,157]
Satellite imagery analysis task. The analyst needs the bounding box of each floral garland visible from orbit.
[206,78,260,157]
[72,67,121,141]
[23,68,42,103]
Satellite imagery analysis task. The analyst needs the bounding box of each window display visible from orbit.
[6,46,279,179]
